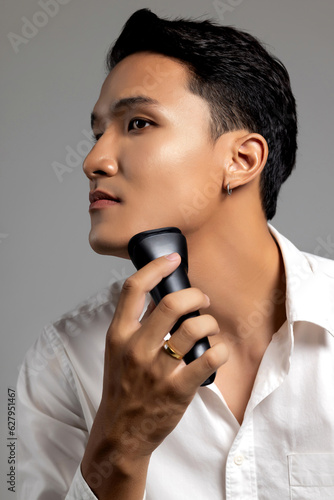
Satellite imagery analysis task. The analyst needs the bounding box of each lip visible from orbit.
[89,189,121,210]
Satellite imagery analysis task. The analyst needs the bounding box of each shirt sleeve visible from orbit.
[66,466,98,499]
[17,326,97,500]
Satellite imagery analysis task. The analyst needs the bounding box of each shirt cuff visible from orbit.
[66,464,147,500]
[66,465,98,500]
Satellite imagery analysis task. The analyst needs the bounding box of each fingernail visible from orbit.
[164,252,180,261]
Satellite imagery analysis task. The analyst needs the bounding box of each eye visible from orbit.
[91,132,103,144]
[128,118,152,131]
[91,118,153,143]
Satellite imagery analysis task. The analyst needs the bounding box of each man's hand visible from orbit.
[81,253,228,499]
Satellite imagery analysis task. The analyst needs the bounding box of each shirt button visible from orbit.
[234,454,244,466]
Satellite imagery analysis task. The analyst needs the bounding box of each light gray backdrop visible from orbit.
[1,0,333,497]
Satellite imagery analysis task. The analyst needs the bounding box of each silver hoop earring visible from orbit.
[226,183,232,196]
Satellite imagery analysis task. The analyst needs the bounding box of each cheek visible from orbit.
[157,138,221,210]
[127,139,221,231]
[129,131,214,193]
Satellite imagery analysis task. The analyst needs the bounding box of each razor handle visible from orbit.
[128,227,215,386]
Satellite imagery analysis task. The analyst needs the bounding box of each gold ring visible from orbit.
[163,340,183,360]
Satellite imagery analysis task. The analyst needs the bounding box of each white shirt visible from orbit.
[17,224,334,500]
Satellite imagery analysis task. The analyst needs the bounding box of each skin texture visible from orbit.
[81,52,287,498]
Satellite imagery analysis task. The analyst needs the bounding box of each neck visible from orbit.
[185,212,286,355]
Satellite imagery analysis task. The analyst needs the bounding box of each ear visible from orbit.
[224,132,268,191]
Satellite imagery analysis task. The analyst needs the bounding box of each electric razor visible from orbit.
[128,227,216,386]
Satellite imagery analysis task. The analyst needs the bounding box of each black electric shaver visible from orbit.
[128,227,216,386]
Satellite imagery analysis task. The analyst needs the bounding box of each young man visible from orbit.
[18,8,334,500]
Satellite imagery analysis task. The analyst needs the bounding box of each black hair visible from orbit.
[105,8,298,220]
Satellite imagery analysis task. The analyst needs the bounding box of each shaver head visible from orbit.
[128,227,190,304]
[128,227,188,271]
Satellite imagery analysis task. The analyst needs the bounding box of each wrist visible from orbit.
[81,413,151,500]
[81,445,150,481]
[81,452,150,500]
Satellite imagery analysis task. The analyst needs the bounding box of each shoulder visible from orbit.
[51,279,126,337]
[19,279,126,380]
[44,279,130,364]
[18,279,129,408]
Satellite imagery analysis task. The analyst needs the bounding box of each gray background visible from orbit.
[1,0,333,497]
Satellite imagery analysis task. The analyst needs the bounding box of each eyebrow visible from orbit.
[90,96,162,130]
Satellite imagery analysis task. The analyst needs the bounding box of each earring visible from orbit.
[226,183,232,196]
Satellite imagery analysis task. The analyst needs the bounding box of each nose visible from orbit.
[82,133,118,180]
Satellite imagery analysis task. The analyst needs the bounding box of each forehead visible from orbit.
[100,52,188,101]
[107,52,188,89]
[92,52,211,123]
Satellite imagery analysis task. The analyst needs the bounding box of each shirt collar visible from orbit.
[268,223,334,336]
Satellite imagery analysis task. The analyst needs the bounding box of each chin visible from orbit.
[88,229,130,259]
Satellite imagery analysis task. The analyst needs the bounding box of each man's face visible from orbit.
[83,52,226,258]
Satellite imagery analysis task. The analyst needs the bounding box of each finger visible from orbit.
[175,341,229,392]
[165,314,219,357]
[138,288,211,350]
[112,253,181,334]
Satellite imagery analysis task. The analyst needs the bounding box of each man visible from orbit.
[18,8,334,500]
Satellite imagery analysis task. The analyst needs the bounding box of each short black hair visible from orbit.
[106,8,298,220]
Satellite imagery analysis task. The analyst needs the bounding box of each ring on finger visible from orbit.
[163,339,183,361]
